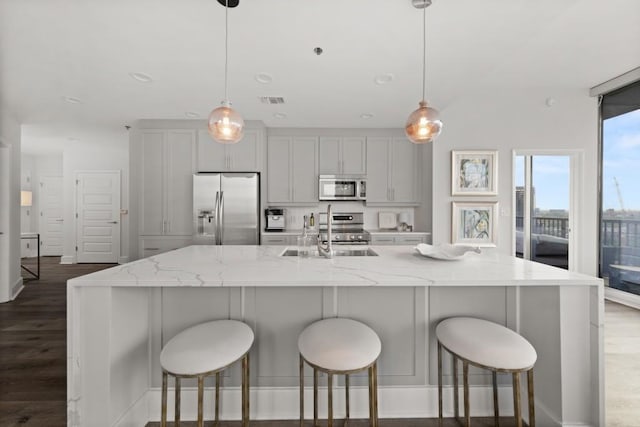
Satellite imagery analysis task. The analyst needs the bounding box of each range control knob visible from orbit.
[357,235,363,240]
[350,235,356,240]
[335,235,341,240]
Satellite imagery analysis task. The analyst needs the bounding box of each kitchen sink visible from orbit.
[280,248,378,257]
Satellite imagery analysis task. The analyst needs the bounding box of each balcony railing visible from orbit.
[516,216,640,247]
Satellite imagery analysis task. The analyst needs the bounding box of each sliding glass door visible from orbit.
[515,154,571,270]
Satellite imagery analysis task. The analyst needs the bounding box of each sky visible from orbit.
[514,108,640,211]
[514,155,570,211]
[602,109,640,211]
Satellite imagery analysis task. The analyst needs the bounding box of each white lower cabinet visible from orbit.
[371,233,430,245]
[139,237,193,259]
[261,234,296,245]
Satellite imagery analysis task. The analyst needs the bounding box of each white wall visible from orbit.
[0,108,22,302]
[61,131,129,264]
[432,88,599,275]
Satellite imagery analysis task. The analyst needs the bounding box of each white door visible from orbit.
[0,145,10,294]
[75,171,121,263]
[39,176,63,256]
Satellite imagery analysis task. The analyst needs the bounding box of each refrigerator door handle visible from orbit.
[219,191,225,244]
[214,191,220,245]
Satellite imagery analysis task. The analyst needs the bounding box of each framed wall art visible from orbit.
[451,201,498,247]
[451,150,498,196]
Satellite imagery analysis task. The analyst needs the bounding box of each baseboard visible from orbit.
[11,277,23,300]
[143,385,519,422]
[60,255,76,265]
[118,256,130,265]
[605,287,640,310]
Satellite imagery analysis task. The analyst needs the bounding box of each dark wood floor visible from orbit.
[0,257,114,427]
[2,257,638,426]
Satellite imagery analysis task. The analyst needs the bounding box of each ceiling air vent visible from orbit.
[259,96,285,105]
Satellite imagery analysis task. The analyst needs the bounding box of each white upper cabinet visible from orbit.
[139,130,196,236]
[197,128,262,172]
[319,136,366,175]
[267,136,318,205]
[366,136,420,206]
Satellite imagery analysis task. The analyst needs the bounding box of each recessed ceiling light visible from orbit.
[374,73,395,85]
[129,72,153,83]
[63,96,82,104]
[273,112,287,119]
[255,73,273,84]
[185,112,199,118]
[360,113,374,119]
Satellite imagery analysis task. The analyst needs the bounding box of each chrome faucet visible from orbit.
[317,204,334,258]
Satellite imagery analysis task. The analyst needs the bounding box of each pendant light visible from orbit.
[405,0,442,144]
[208,0,244,144]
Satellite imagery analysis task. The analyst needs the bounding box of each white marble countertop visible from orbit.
[67,245,602,288]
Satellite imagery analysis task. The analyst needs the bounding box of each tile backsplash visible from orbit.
[269,202,415,231]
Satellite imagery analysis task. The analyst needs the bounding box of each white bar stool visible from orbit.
[436,317,537,427]
[160,319,254,427]
[298,318,382,427]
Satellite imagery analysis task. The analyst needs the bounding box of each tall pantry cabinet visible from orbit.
[134,129,196,258]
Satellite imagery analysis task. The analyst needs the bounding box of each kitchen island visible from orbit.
[67,245,603,427]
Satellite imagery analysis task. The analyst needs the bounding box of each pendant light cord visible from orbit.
[224,0,229,104]
[422,3,426,103]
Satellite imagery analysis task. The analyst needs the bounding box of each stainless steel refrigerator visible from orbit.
[193,173,260,245]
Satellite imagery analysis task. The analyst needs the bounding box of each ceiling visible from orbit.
[1,0,639,154]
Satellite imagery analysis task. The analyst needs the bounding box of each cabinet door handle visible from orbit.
[144,247,160,251]
[162,220,166,234]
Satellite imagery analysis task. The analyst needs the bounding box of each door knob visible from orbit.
[108,221,119,224]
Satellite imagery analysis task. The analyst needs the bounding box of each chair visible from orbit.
[298,317,381,427]
[436,317,537,427]
[160,319,254,427]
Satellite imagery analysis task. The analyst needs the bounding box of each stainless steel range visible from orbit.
[318,212,370,245]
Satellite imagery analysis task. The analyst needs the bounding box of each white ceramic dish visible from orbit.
[414,243,481,261]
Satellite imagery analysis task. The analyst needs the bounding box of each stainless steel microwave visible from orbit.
[318,175,367,201]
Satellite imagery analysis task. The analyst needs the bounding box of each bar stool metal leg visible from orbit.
[327,373,333,427]
[175,377,181,427]
[345,374,350,424]
[463,361,470,427]
[513,372,522,427]
[437,342,443,425]
[161,371,168,427]
[368,366,374,426]
[215,372,220,426]
[197,376,204,427]
[493,371,500,426]
[527,369,535,427]
[372,362,379,427]
[241,353,250,427]
[453,354,459,421]
[313,369,318,426]
[299,355,304,427]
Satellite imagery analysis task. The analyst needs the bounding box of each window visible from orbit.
[599,80,640,296]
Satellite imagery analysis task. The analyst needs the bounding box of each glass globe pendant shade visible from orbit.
[207,102,244,144]
[405,101,443,144]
